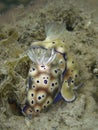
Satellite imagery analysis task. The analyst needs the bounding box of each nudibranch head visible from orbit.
[32,23,68,54]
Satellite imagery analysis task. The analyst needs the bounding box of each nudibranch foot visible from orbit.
[21,105,33,119]
[21,104,41,118]
[58,52,81,102]
[53,92,62,103]
[73,82,84,90]
[61,81,76,102]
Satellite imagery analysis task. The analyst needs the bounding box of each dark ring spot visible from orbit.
[75,75,78,77]
[44,105,46,108]
[31,93,34,97]
[52,42,55,44]
[71,80,74,83]
[31,100,34,104]
[38,96,41,100]
[55,82,57,85]
[41,65,45,67]
[47,101,50,104]
[32,68,35,71]
[44,80,47,84]
[52,83,54,86]
[36,109,39,112]
[55,70,57,73]
[37,80,39,83]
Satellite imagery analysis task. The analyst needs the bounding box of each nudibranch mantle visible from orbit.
[22,23,81,118]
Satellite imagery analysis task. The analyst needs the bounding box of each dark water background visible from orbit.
[0,0,33,13]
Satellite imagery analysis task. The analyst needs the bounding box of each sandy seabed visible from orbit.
[0,0,98,130]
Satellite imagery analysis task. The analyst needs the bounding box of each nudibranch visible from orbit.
[21,23,81,118]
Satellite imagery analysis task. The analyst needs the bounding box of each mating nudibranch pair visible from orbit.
[21,23,81,118]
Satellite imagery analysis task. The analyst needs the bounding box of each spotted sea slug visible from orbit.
[21,23,82,118]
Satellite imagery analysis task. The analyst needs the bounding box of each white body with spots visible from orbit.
[22,23,81,117]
